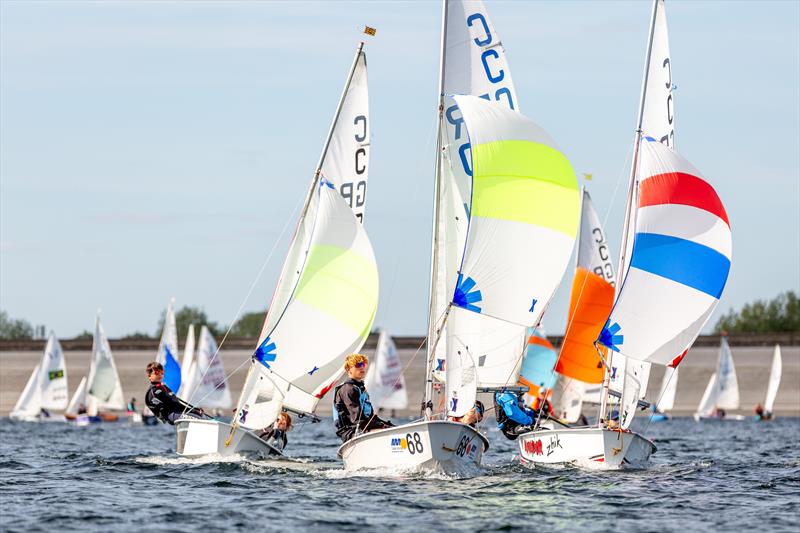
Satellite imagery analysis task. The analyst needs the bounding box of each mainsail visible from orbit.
[443,94,580,417]
[657,366,679,412]
[232,43,378,432]
[364,330,408,411]
[156,299,181,392]
[188,325,232,409]
[86,314,125,413]
[38,333,69,410]
[764,345,782,414]
[178,324,196,397]
[429,0,524,392]
[11,364,42,419]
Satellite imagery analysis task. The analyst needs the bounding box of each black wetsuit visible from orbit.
[333,378,392,442]
[258,427,288,451]
[145,382,203,425]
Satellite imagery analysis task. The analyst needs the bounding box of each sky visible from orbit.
[1,0,798,339]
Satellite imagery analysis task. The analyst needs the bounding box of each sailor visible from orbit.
[258,412,292,451]
[333,354,394,442]
[494,391,536,440]
[448,401,485,428]
[532,388,555,418]
[144,361,205,425]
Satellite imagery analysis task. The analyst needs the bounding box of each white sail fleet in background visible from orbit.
[9,0,788,473]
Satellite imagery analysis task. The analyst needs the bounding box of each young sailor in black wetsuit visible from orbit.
[333,354,393,443]
[144,361,205,425]
[258,412,292,451]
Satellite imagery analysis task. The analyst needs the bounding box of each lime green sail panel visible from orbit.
[451,94,580,328]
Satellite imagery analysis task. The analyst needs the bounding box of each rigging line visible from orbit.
[182,193,305,413]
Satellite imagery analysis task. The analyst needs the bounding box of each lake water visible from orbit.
[1,416,798,531]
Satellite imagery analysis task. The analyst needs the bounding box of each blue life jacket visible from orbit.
[495,392,534,427]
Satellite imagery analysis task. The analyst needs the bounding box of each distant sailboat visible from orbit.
[10,332,69,422]
[156,298,181,393]
[650,366,678,422]
[763,345,782,419]
[694,336,743,421]
[175,36,378,458]
[177,324,196,399]
[364,330,408,413]
[184,325,232,410]
[65,313,126,424]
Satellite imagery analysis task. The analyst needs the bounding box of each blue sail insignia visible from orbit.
[254,337,278,368]
[453,273,483,313]
[599,320,624,353]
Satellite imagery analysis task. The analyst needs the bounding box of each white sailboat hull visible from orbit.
[337,420,489,474]
[175,418,282,458]
[517,427,656,470]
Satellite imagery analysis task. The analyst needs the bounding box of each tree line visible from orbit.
[2,290,798,340]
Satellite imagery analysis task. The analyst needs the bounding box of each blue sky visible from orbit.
[1,1,798,338]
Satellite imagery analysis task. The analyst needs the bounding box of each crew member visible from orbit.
[448,401,485,428]
[144,361,205,425]
[259,412,292,451]
[333,354,393,442]
[494,391,536,440]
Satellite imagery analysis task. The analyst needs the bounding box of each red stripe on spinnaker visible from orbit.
[669,349,688,368]
[640,172,730,227]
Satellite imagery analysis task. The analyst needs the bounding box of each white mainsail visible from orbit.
[10,364,42,419]
[696,372,718,418]
[764,345,782,414]
[657,366,678,412]
[178,324,196,397]
[364,330,408,411]
[429,0,525,393]
[39,333,69,410]
[188,325,232,409]
[65,376,88,416]
[86,315,125,414]
[232,43,378,432]
[715,336,739,410]
[156,298,181,392]
[552,374,585,423]
[320,50,369,222]
[641,0,675,148]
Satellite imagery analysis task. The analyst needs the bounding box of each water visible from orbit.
[1,417,798,531]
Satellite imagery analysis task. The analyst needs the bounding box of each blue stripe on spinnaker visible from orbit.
[163,345,182,392]
[630,233,731,298]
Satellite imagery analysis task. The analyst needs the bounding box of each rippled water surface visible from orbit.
[1,416,798,531]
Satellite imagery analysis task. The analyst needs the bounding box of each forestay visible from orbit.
[430,0,522,388]
[364,330,408,411]
[156,299,181,392]
[444,94,579,416]
[235,181,379,430]
[599,140,732,365]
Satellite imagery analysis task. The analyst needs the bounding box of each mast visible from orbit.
[423,0,449,419]
[599,0,660,425]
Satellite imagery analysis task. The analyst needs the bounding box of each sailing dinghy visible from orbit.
[65,313,126,424]
[181,325,232,413]
[10,332,69,422]
[650,366,678,422]
[339,0,579,473]
[177,39,377,458]
[694,336,744,421]
[519,0,731,468]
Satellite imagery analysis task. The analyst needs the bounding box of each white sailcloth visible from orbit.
[431,0,524,389]
[66,376,88,416]
[364,330,408,411]
[657,366,678,412]
[39,333,69,410]
[86,315,125,413]
[234,181,379,431]
[764,345,782,414]
[696,372,718,418]
[10,364,42,419]
[178,324,196,397]
[715,336,739,410]
[641,0,675,148]
[188,325,232,409]
[321,50,369,222]
[552,375,585,423]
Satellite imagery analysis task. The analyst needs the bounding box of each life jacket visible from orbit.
[332,379,373,428]
[494,392,534,428]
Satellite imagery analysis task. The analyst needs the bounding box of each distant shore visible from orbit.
[1,335,797,418]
